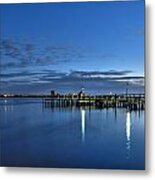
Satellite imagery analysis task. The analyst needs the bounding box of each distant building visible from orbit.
[51,90,59,97]
[78,89,85,99]
[72,93,78,99]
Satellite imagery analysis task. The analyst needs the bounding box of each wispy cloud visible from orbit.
[0,39,119,70]
[0,69,144,94]
[0,39,90,68]
[69,70,133,78]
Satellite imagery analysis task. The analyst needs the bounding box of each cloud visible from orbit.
[1,69,143,84]
[0,62,17,69]
[0,39,89,68]
[0,69,144,94]
[0,39,120,70]
[0,40,21,58]
[1,71,40,78]
[0,40,144,94]
[69,70,133,78]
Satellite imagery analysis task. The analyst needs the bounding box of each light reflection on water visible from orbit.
[81,109,86,143]
[0,98,145,169]
[126,111,131,159]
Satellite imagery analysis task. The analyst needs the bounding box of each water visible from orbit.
[0,98,145,169]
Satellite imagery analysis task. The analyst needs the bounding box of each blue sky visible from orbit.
[0,1,145,94]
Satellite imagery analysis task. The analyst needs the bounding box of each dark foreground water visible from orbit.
[0,98,145,169]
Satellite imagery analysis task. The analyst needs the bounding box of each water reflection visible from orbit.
[126,111,131,159]
[81,109,86,143]
[114,108,117,123]
[0,99,144,169]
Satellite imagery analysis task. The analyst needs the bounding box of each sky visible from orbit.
[0,0,145,95]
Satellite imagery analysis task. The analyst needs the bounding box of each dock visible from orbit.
[43,93,145,111]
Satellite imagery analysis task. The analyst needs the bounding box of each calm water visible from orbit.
[0,98,145,169]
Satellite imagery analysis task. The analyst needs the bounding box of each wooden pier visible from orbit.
[43,94,145,111]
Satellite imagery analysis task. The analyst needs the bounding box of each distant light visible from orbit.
[4,94,7,97]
